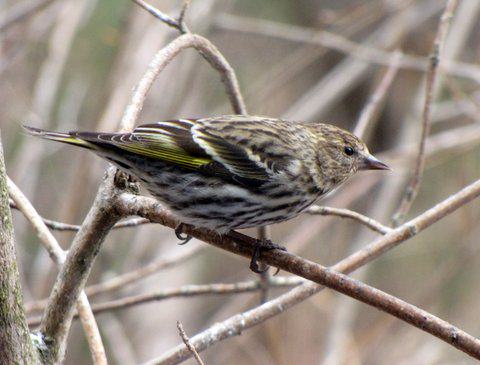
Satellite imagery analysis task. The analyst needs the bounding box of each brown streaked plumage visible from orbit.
[24,115,389,235]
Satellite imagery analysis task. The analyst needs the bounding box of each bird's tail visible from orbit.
[22,125,95,150]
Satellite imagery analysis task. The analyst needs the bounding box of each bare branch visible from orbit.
[0,132,38,364]
[306,206,391,235]
[26,245,204,314]
[132,0,192,34]
[124,176,480,364]
[76,293,107,365]
[131,0,181,32]
[215,11,480,84]
[10,200,150,231]
[178,0,192,34]
[27,276,302,325]
[7,178,107,365]
[354,51,402,139]
[39,168,125,363]
[176,321,205,365]
[393,0,459,224]
[120,33,246,132]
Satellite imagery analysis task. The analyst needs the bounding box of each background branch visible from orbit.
[120,32,246,133]
[394,0,459,223]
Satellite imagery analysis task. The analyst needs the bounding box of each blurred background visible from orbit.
[2,0,480,364]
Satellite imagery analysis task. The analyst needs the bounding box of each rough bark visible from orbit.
[0,129,38,364]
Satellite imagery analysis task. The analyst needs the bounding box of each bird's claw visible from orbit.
[249,239,286,274]
[175,223,192,245]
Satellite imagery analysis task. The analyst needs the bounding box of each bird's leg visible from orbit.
[175,223,192,245]
[250,239,286,274]
[228,231,285,274]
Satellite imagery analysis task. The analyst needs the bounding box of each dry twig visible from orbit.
[393,0,459,224]
[131,0,191,34]
[306,206,391,235]
[120,33,247,132]
[354,51,402,139]
[10,199,150,231]
[26,244,204,314]
[27,278,299,326]
[176,321,205,365]
[216,11,480,84]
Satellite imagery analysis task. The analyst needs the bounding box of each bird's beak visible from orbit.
[359,154,390,171]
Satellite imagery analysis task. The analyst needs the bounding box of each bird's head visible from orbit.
[313,124,389,188]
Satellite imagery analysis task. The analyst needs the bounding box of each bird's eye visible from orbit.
[344,146,355,156]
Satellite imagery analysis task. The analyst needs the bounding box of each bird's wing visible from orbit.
[192,116,294,179]
[76,118,273,184]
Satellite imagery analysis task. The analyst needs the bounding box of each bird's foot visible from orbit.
[175,223,192,245]
[250,239,286,274]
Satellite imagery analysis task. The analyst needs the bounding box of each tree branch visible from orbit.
[131,0,190,34]
[0,131,39,364]
[215,11,480,84]
[9,200,150,231]
[354,51,402,139]
[394,0,459,223]
[306,205,391,235]
[28,278,301,326]
[26,244,204,314]
[123,176,480,364]
[120,33,246,132]
[38,168,126,363]
[8,178,107,365]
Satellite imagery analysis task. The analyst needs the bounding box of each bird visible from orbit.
[24,115,389,272]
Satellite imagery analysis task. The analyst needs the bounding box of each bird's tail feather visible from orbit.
[22,125,94,149]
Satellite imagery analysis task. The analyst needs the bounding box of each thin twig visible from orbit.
[131,0,191,34]
[124,176,480,364]
[7,178,107,365]
[80,280,294,319]
[178,0,192,34]
[131,0,179,31]
[85,244,203,297]
[177,321,205,365]
[354,51,402,139]
[282,1,441,121]
[27,277,302,325]
[393,0,459,224]
[26,244,204,314]
[306,206,392,235]
[10,200,150,231]
[120,33,246,132]
[215,12,480,84]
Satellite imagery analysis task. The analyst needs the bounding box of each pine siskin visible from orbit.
[25,115,388,270]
